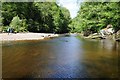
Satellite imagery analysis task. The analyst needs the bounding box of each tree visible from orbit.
[70,2,120,34]
[10,15,22,32]
[2,2,71,33]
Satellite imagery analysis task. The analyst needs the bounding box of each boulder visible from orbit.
[86,33,105,39]
[115,30,120,42]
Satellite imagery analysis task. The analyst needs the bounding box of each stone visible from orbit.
[115,30,120,42]
[87,33,105,39]
[116,30,120,38]
[116,38,120,42]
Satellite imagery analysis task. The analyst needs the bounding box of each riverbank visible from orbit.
[0,33,59,41]
[79,32,120,42]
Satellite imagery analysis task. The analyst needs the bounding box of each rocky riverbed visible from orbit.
[81,30,120,42]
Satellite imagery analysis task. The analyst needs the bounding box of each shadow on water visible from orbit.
[2,34,119,78]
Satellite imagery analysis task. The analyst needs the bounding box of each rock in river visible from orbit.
[86,33,105,39]
[115,30,120,42]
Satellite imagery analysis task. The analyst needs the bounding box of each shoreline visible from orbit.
[1,32,118,42]
[0,33,59,41]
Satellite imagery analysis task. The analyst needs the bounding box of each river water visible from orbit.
[2,34,119,78]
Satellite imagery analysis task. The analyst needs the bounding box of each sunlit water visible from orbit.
[2,34,119,78]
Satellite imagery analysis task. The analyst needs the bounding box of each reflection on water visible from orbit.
[2,35,119,78]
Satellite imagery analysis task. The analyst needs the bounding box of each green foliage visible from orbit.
[20,19,28,32]
[0,26,2,32]
[2,2,71,33]
[70,2,120,33]
[60,7,71,33]
[10,16,21,32]
[1,26,9,32]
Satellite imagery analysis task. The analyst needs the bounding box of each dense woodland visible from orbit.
[1,2,71,33]
[70,2,120,34]
[0,1,120,34]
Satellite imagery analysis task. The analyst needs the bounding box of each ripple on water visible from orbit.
[2,36,119,78]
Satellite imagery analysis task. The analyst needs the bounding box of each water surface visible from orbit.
[2,35,119,78]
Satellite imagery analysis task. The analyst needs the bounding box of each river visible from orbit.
[2,34,119,78]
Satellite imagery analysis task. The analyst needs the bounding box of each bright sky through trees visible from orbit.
[57,0,83,18]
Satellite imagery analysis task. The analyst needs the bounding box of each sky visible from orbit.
[57,0,83,19]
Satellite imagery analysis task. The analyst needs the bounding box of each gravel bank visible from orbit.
[0,33,59,41]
